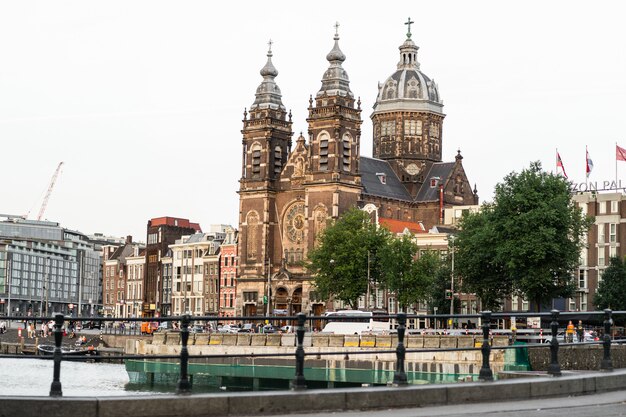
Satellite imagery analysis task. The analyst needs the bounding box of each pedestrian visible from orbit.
[576,320,584,342]
[566,320,575,343]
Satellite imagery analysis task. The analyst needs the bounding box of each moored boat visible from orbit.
[37,344,97,356]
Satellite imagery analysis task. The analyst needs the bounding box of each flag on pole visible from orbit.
[556,150,568,178]
[617,144,626,162]
[586,147,594,179]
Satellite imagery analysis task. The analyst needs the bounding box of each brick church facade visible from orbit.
[237,22,478,319]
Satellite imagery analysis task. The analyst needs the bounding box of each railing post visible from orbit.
[548,309,561,376]
[601,309,613,371]
[49,313,64,397]
[478,310,493,381]
[393,312,408,386]
[291,313,307,390]
[177,315,192,393]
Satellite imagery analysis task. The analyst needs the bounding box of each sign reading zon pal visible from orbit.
[572,180,624,193]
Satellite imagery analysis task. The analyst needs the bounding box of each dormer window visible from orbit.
[376,172,387,184]
[430,177,440,188]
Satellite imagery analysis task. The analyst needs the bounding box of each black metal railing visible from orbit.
[0,309,623,396]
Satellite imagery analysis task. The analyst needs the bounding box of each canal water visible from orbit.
[0,358,151,397]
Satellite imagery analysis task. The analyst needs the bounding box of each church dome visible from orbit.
[373,23,442,114]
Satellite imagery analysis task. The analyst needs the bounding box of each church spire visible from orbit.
[317,22,353,100]
[251,39,286,112]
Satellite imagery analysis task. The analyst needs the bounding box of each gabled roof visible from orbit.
[360,157,412,202]
[379,218,426,234]
[415,162,455,202]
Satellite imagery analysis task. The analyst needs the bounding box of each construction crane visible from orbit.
[37,162,64,221]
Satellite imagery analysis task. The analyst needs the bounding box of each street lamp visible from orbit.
[449,235,456,327]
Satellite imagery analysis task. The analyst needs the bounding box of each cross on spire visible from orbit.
[405,17,414,38]
[267,39,273,52]
[334,21,340,37]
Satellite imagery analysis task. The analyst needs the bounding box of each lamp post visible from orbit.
[449,235,456,326]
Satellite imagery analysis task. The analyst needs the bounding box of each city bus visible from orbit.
[321,310,390,335]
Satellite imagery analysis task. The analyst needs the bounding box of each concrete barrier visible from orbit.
[237,334,252,346]
[360,335,376,347]
[423,335,440,348]
[265,334,281,347]
[222,334,237,346]
[194,334,209,345]
[209,334,223,345]
[406,336,423,348]
[375,335,392,348]
[312,334,329,347]
[440,336,457,349]
[280,334,295,347]
[152,333,166,345]
[250,334,266,346]
[344,335,359,347]
[328,335,344,347]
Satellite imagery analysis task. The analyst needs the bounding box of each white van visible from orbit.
[321,310,390,335]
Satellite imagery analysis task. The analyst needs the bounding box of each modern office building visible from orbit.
[0,215,101,317]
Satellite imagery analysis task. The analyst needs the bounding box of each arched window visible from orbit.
[342,134,351,171]
[319,134,329,171]
[246,211,259,260]
[274,146,282,174]
[251,144,262,178]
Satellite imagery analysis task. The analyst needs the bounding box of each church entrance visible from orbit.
[290,288,302,326]
[311,303,325,331]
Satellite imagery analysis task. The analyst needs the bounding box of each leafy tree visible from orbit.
[594,256,626,311]
[307,208,389,309]
[456,207,512,311]
[379,235,439,312]
[456,162,593,311]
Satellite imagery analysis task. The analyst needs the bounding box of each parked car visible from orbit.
[156,321,173,332]
[83,320,101,330]
[218,324,239,334]
[280,325,293,333]
[262,324,276,334]
[238,323,255,333]
[190,325,204,333]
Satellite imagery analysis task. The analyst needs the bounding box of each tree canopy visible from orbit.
[378,235,440,312]
[594,256,626,311]
[456,161,593,311]
[306,208,389,309]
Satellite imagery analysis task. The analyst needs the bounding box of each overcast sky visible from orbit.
[1,1,625,242]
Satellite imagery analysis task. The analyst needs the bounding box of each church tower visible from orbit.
[305,24,362,220]
[371,19,445,197]
[238,42,293,300]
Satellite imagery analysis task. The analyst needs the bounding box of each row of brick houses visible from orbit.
[101,217,239,320]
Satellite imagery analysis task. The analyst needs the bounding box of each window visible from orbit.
[319,136,329,171]
[569,298,576,312]
[610,223,617,243]
[381,121,396,136]
[598,248,605,267]
[611,200,619,213]
[579,203,587,215]
[403,119,421,135]
[610,245,617,257]
[274,146,282,174]
[578,269,587,289]
[342,136,351,171]
[251,145,261,177]
[599,202,606,214]
[598,223,605,244]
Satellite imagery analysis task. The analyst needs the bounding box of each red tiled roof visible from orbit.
[378,218,426,234]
